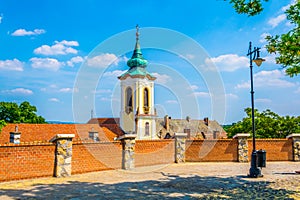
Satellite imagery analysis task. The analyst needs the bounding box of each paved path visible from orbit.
[0,162,299,199]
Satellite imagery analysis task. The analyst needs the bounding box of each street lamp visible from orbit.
[247,41,265,178]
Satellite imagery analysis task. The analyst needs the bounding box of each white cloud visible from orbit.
[263,54,276,65]
[179,54,195,60]
[11,28,45,36]
[0,14,3,24]
[268,14,286,28]
[103,70,126,78]
[57,40,79,46]
[226,93,238,99]
[34,40,79,55]
[187,85,199,90]
[30,57,64,71]
[259,32,270,43]
[165,100,178,104]
[3,88,33,95]
[205,54,248,72]
[67,56,84,67]
[256,98,272,103]
[0,59,24,71]
[192,92,211,98]
[59,88,72,93]
[235,69,295,89]
[87,53,119,68]
[49,98,60,102]
[152,73,172,84]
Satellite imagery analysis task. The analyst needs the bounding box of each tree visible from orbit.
[227,0,300,77]
[0,120,6,132]
[0,101,46,124]
[226,108,300,138]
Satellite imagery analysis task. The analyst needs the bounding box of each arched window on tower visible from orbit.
[125,87,133,114]
[145,122,150,136]
[144,88,149,114]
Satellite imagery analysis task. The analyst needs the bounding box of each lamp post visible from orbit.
[247,41,265,178]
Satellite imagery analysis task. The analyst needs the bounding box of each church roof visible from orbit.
[118,25,156,81]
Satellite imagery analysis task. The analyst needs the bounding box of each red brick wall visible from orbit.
[135,139,175,167]
[0,143,55,182]
[72,141,122,174]
[185,139,238,162]
[248,139,293,161]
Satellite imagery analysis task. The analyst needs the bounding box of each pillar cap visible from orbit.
[118,134,136,140]
[174,132,187,137]
[10,132,21,135]
[50,134,75,142]
[286,133,300,139]
[233,133,250,139]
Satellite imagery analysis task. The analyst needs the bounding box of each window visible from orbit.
[145,122,150,136]
[125,87,132,113]
[144,88,149,107]
[144,88,149,114]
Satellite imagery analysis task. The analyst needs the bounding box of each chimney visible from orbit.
[10,125,21,144]
[204,117,209,126]
[89,127,100,142]
[164,115,170,131]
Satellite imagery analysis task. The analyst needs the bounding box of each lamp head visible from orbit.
[253,57,265,66]
[253,48,265,66]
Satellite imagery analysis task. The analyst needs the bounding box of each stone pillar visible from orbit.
[233,133,250,162]
[119,134,136,170]
[175,133,187,163]
[50,134,75,177]
[287,133,300,161]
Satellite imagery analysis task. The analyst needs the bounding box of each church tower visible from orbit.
[118,25,157,140]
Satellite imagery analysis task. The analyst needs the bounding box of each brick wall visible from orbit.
[135,139,175,167]
[0,143,55,182]
[72,141,122,174]
[185,139,238,162]
[0,138,295,182]
[249,139,293,161]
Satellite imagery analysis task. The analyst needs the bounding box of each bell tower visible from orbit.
[118,25,157,140]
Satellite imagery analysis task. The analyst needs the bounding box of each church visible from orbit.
[93,25,227,140]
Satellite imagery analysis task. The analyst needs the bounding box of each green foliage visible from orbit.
[227,0,269,16]
[0,120,6,132]
[227,108,300,138]
[227,0,300,77]
[266,1,300,77]
[0,101,46,124]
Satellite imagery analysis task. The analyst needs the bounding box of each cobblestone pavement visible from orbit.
[0,162,299,199]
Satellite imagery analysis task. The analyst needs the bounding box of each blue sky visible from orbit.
[0,0,299,124]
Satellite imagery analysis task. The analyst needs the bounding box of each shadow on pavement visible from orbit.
[0,173,298,199]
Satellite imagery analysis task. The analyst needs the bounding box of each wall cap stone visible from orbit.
[233,133,250,139]
[118,134,136,140]
[50,134,75,142]
[286,133,300,139]
[174,133,188,137]
[10,132,21,135]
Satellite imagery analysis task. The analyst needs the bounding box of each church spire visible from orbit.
[127,24,147,68]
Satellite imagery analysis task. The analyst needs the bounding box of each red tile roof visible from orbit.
[0,123,119,144]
